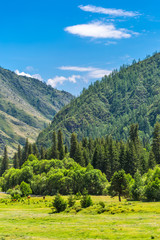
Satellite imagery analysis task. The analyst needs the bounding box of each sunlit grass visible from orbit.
[0,194,159,239]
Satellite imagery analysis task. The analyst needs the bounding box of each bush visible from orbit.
[68,194,76,207]
[80,190,93,208]
[52,193,67,212]
[7,188,22,200]
[20,181,32,197]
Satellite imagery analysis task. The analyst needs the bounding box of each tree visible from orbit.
[13,153,19,169]
[148,150,156,169]
[51,131,59,159]
[0,146,9,175]
[18,145,22,167]
[152,122,160,164]
[33,143,39,158]
[70,133,78,159]
[52,193,67,212]
[20,181,32,197]
[22,139,29,166]
[109,170,129,202]
[58,130,65,160]
[40,146,45,160]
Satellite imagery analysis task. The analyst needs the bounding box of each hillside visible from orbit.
[37,52,160,148]
[0,67,73,155]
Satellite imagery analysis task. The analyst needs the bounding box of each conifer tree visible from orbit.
[18,145,22,167]
[28,144,33,155]
[119,141,126,170]
[13,153,19,169]
[152,122,160,164]
[33,143,39,158]
[74,142,85,166]
[40,146,45,160]
[148,150,156,169]
[51,131,59,159]
[1,146,9,175]
[70,133,78,160]
[22,138,29,166]
[58,130,65,160]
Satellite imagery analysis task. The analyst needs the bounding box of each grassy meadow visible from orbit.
[0,193,159,240]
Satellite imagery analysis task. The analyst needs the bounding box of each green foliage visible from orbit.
[80,189,93,208]
[68,193,76,207]
[37,53,160,150]
[52,193,67,212]
[20,181,32,197]
[109,170,129,202]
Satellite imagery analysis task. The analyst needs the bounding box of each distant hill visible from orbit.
[37,52,160,148]
[0,67,73,155]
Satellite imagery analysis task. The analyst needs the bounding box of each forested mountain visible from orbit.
[37,52,160,148]
[0,67,73,155]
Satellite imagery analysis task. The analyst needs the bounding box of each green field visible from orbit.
[0,194,160,240]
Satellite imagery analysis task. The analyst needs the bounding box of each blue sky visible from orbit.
[1,0,160,95]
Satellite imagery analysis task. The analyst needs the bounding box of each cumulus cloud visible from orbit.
[15,70,43,81]
[79,5,139,17]
[65,22,134,39]
[46,75,80,88]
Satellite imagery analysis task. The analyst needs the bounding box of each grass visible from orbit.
[0,193,160,239]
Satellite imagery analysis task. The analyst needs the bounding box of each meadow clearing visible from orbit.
[0,193,159,240]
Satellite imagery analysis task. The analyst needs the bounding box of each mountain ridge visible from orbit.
[37,52,160,148]
[0,66,74,155]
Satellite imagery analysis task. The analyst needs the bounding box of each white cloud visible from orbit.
[46,75,80,88]
[105,41,117,46]
[79,5,139,17]
[65,22,134,39]
[15,70,43,81]
[25,66,34,72]
[59,66,96,72]
[59,65,112,81]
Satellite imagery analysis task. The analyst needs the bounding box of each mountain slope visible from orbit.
[0,67,73,155]
[37,52,160,148]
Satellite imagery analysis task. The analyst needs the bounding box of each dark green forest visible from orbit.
[37,52,160,149]
[1,122,160,202]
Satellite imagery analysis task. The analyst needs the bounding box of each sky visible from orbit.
[1,0,160,96]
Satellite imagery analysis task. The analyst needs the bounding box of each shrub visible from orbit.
[68,194,76,208]
[20,181,32,197]
[52,193,67,212]
[80,190,93,208]
[7,188,22,200]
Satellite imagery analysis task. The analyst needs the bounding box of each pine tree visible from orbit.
[58,130,65,160]
[70,133,78,160]
[18,145,22,167]
[152,122,160,164]
[22,138,29,166]
[33,143,39,158]
[13,153,19,169]
[119,141,126,170]
[28,144,33,155]
[40,146,45,160]
[1,146,9,175]
[74,142,85,166]
[51,131,59,159]
[148,150,156,169]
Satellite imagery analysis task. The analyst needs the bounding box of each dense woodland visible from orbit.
[37,52,160,149]
[1,122,160,201]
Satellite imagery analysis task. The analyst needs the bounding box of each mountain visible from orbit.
[37,52,160,148]
[0,67,74,155]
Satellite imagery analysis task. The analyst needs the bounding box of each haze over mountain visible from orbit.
[0,67,73,155]
[37,52,160,148]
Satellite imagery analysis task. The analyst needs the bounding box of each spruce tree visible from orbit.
[1,146,9,175]
[152,122,160,164]
[18,145,22,167]
[28,144,33,155]
[74,142,85,166]
[33,143,39,158]
[13,153,19,169]
[148,150,156,169]
[40,146,45,160]
[70,133,78,160]
[58,130,65,160]
[51,131,59,159]
[22,138,29,166]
